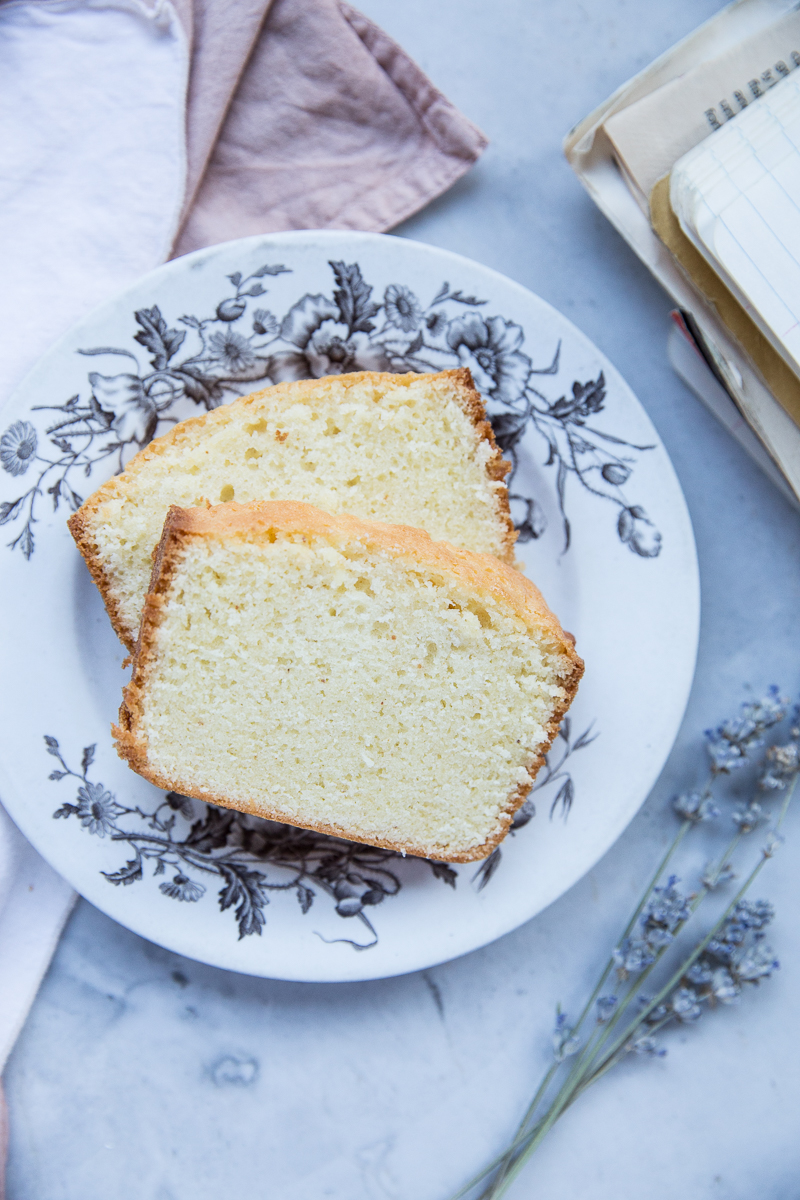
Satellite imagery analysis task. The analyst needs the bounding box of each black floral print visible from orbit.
[47,735,456,946]
[446,312,531,405]
[0,420,37,476]
[1,256,661,559]
[47,719,596,947]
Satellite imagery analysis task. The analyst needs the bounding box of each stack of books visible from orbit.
[565,0,800,509]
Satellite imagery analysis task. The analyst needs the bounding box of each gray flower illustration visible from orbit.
[160,873,206,902]
[209,329,256,372]
[426,311,448,337]
[3,256,661,566]
[0,421,37,476]
[383,284,421,332]
[88,373,158,444]
[601,463,631,485]
[76,781,119,837]
[446,313,531,405]
[617,505,662,558]
[252,308,278,336]
[216,297,247,322]
[47,710,590,943]
[272,293,389,380]
[307,322,390,377]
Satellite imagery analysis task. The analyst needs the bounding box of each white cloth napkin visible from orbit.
[0,2,188,1178]
[0,808,75,1074]
[0,2,190,1164]
[0,0,188,404]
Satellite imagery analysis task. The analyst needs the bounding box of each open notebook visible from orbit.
[671,68,800,379]
[565,0,800,506]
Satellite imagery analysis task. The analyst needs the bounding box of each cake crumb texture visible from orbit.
[69,369,514,650]
[115,502,582,862]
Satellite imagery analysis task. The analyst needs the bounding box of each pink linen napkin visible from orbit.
[170,0,487,255]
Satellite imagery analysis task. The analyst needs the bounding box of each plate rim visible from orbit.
[0,229,700,981]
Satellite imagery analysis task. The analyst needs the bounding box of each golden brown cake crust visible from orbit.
[67,503,131,644]
[68,369,515,652]
[114,501,583,862]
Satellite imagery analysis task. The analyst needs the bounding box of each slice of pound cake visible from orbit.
[114,502,583,862]
[69,369,514,651]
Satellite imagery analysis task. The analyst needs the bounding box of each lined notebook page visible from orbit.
[603,9,800,211]
[671,69,800,377]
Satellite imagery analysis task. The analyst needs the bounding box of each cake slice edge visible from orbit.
[113,501,583,862]
[68,368,515,654]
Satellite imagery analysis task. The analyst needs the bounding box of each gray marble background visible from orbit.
[7,1,800,1196]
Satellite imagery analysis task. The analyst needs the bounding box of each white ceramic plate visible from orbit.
[0,231,698,982]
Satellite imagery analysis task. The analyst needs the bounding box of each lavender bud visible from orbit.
[731,941,779,982]
[644,927,673,951]
[644,1003,670,1025]
[706,738,749,774]
[684,959,713,986]
[710,968,740,1004]
[760,741,800,790]
[596,995,618,1024]
[552,1009,581,1061]
[643,877,690,932]
[628,1035,667,1057]
[673,791,719,822]
[705,688,788,774]
[732,802,763,833]
[700,861,735,890]
[732,899,774,929]
[763,831,784,857]
[706,937,734,964]
[613,938,655,977]
[671,987,703,1023]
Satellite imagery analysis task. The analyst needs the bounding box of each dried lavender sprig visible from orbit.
[447,819,698,1200]
[460,833,722,1199]
[704,687,788,775]
[460,867,704,1199]
[564,692,787,1028]
[597,752,795,1067]
[589,783,793,1078]
[460,709,792,1200]
[491,816,789,1195]
[540,852,785,1128]
[467,816,718,1196]
[520,695,791,1138]
[451,696,795,1200]
[532,699,793,1088]
[479,888,778,1199]
[475,777,795,1200]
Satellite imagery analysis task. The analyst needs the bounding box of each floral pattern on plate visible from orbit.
[46,719,597,948]
[1,259,661,562]
[0,230,698,981]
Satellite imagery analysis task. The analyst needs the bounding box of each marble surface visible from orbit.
[7,1,800,1197]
